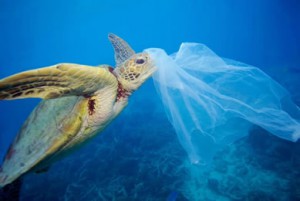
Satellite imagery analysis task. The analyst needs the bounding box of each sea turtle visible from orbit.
[0,34,156,187]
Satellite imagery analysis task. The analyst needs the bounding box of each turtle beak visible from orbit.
[147,58,157,76]
[141,65,157,83]
[140,54,157,81]
[145,52,157,75]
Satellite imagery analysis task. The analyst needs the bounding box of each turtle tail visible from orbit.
[0,177,22,201]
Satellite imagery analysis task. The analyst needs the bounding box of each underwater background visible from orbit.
[0,0,300,200]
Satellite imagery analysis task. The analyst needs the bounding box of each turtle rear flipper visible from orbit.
[0,177,22,201]
[0,63,117,100]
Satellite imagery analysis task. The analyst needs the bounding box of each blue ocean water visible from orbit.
[0,0,300,200]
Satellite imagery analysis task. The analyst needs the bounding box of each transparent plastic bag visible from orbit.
[145,43,300,164]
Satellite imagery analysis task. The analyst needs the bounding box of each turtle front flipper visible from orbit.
[0,63,117,100]
[108,33,135,66]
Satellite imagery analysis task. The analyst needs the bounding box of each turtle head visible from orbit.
[114,53,156,91]
[108,33,156,92]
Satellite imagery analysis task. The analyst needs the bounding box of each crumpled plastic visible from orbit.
[145,43,300,164]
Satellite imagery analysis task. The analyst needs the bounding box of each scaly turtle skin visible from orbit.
[0,34,156,187]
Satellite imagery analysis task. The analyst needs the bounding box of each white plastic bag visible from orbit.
[145,43,300,164]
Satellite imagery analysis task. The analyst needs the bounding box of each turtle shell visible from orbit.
[0,96,84,187]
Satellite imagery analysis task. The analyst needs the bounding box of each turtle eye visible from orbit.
[136,58,145,64]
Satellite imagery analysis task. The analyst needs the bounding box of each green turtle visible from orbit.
[0,34,156,187]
